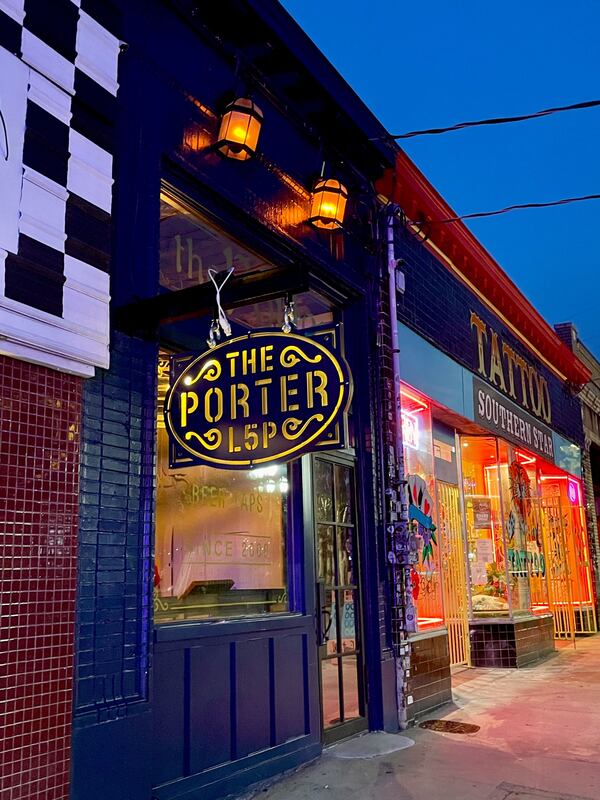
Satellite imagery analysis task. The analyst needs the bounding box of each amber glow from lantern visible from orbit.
[216,98,263,161]
[308,179,348,229]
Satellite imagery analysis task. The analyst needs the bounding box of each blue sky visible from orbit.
[281,0,600,355]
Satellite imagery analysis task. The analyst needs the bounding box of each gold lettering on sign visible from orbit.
[204,387,223,422]
[470,311,553,424]
[470,312,488,376]
[312,371,329,407]
[230,383,249,419]
[255,378,272,414]
[489,331,506,392]
[260,345,274,372]
[164,331,353,468]
[280,373,299,412]
[180,392,199,427]
[502,342,518,399]
[514,353,529,410]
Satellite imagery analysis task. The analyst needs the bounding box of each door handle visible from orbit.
[316,580,333,646]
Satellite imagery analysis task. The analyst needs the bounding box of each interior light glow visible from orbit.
[249,466,279,480]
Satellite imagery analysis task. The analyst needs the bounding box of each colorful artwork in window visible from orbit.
[401,384,444,632]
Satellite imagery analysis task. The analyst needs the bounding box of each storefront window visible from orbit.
[496,440,534,615]
[401,384,444,631]
[159,192,272,291]
[228,294,333,331]
[154,193,339,623]
[538,466,596,631]
[508,449,549,615]
[460,434,596,628]
[461,436,511,616]
[154,354,289,622]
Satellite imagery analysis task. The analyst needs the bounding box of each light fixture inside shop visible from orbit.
[308,178,348,230]
[216,97,263,161]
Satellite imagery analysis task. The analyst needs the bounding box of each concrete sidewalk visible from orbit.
[251,636,600,800]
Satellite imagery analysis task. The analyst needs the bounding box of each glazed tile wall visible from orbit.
[406,632,452,720]
[469,616,555,668]
[0,355,82,800]
[74,332,156,723]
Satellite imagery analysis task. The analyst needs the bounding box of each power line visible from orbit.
[413,193,600,225]
[384,99,600,140]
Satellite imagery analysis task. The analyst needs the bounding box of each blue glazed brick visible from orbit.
[74,333,157,720]
[395,227,584,445]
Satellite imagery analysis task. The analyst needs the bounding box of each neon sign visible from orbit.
[402,410,419,450]
[567,479,579,505]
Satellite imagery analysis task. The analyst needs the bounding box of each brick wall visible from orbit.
[395,226,584,446]
[0,355,81,800]
[74,333,156,725]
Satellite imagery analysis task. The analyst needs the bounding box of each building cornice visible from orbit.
[376,151,591,387]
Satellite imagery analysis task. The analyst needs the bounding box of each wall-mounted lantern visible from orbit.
[308,178,348,230]
[216,97,263,161]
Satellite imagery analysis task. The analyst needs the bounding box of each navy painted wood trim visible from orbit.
[154,613,310,644]
[229,642,238,762]
[152,737,321,800]
[183,649,191,776]
[287,458,305,613]
[343,300,390,731]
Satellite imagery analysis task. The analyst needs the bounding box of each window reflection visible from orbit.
[155,355,288,622]
[461,437,510,615]
[460,436,593,625]
[159,193,271,292]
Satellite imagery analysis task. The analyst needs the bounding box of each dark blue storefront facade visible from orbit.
[71,3,401,799]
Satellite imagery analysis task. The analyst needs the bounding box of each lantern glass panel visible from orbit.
[309,180,348,229]
[217,100,262,160]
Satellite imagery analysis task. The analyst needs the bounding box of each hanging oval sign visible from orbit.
[164,327,353,469]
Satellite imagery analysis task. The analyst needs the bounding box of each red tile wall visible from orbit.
[0,356,82,800]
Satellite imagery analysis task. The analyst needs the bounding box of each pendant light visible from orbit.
[308,177,348,230]
[216,97,263,161]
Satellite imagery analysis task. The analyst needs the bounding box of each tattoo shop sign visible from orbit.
[164,328,352,469]
[473,377,555,462]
